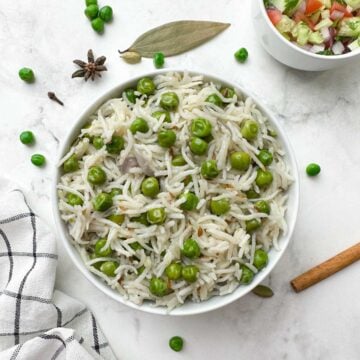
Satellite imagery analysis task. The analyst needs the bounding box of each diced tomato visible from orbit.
[294,11,316,30]
[267,9,282,25]
[305,0,323,15]
[330,2,352,17]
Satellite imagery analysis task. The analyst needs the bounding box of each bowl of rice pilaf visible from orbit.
[53,70,299,315]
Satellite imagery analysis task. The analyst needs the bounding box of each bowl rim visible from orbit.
[258,0,360,60]
[51,68,300,316]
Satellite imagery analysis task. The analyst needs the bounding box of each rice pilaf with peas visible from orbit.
[57,72,292,310]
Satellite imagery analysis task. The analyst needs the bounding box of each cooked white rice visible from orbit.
[57,72,292,310]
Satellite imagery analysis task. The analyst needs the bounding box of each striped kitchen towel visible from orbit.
[0,180,115,360]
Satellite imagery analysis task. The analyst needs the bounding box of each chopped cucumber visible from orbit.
[345,0,360,10]
[320,0,332,8]
[315,18,333,30]
[271,0,302,15]
[348,38,360,50]
[338,17,360,37]
[321,10,330,19]
[309,31,324,44]
[292,22,312,45]
[276,15,296,33]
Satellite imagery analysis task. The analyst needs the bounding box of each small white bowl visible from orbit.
[52,69,299,316]
[252,0,360,71]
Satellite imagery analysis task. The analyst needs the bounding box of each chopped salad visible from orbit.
[264,0,360,55]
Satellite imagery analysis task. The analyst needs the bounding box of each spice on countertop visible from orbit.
[48,92,64,106]
[72,49,107,81]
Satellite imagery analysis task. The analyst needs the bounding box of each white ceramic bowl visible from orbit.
[252,0,360,71]
[52,69,299,316]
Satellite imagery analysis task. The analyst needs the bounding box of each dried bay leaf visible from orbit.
[252,285,274,298]
[120,20,230,58]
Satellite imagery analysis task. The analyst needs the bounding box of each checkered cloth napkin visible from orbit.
[0,180,115,360]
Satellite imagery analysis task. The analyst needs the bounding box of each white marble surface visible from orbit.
[1,0,360,359]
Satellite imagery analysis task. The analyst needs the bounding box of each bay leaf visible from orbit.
[120,20,230,58]
[252,285,274,298]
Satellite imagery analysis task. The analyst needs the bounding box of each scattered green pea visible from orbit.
[19,67,35,83]
[84,4,99,19]
[230,152,251,171]
[106,135,125,154]
[153,52,165,69]
[171,154,186,166]
[245,189,260,199]
[179,192,199,211]
[165,263,182,280]
[147,208,166,225]
[241,120,259,141]
[268,129,277,137]
[124,88,137,104]
[182,265,199,283]
[137,77,155,95]
[92,192,113,212]
[132,213,150,226]
[160,92,179,111]
[130,118,149,134]
[253,249,268,270]
[141,177,160,198]
[63,154,79,173]
[31,154,46,167]
[92,136,104,149]
[191,118,212,138]
[306,163,321,177]
[130,242,143,251]
[169,336,184,352]
[94,238,112,257]
[182,238,201,259]
[254,200,271,214]
[137,265,145,275]
[86,0,97,5]
[66,193,84,206]
[90,253,103,270]
[220,87,236,99]
[149,277,168,297]
[87,166,107,185]
[240,264,254,284]
[258,150,273,166]
[201,160,219,179]
[100,261,118,277]
[256,169,273,188]
[108,188,122,197]
[99,5,113,22]
[235,47,249,63]
[205,93,223,107]
[157,129,176,148]
[245,219,261,233]
[91,17,105,33]
[19,131,35,145]
[107,213,125,225]
[210,198,230,216]
[152,110,171,123]
[189,137,208,155]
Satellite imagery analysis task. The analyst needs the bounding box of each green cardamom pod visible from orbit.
[120,51,142,64]
[252,285,274,298]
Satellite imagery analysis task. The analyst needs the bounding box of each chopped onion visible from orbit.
[332,41,345,55]
[298,0,306,14]
[330,10,345,20]
[320,27,331,42]
[346,5,353,13]
[310,44,325,53]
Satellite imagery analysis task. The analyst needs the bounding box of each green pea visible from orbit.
[18,67,35,83]
[203,133,214,143]
[130,242,143,251]
[258,150,273,166]
[137,77,155,96]
[169,336,184,352]
[152,110,171,123]
[31,154,45,167]
[241,120,259,141]
[147,208,166,225]
[91,17,105,33]
[158,129,176,148]
[107,213,125,225]
[132,213,149,226]
[124,88,137,104]
[201,160,219,179]
[90,253,103,270]
[165,263,182,280]
[240,264,254,284]
[254,200,270,214]
[253,249,268,270]
[141,177,160,197]
[149,277,168,297]
[63,154,79,173]
[182,175,192,186]
[306,163,321,177]
[179,192,199,211]
[210,198,230,216]
[94,238,112,257]
[137,265,145,275]
[182,265,199,283]
[108,188,122,197]
[245,219,261,233]
[130,118,149,134]
[160,92,179,111]
[171,155,186,166]
[84,4,99,19]
[230,152,251,171]
[220,87,236,99]
[100,261,118,277]
[153,52,165,69]
[206,94,223,107]
[235,47,249,63]
[256,169,273,188]
[92,136,104,149]
[86,0,97,5]
[189,137,208,155]
[245,189,260,199]
[182,238,201,259]
[66,193,83,206]
[268,129,277,137]
[106,135,125,154]
[92,192,113,212]
[20,131,35,145]
[87,166,107,185]
[190,118,212,138]
[99,5,113,22]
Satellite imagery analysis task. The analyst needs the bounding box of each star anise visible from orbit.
[72,49,107,81]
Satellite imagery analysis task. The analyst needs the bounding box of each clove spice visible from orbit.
[48,92,64,106]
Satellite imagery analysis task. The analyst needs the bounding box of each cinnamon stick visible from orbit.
[291,242,360,293]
